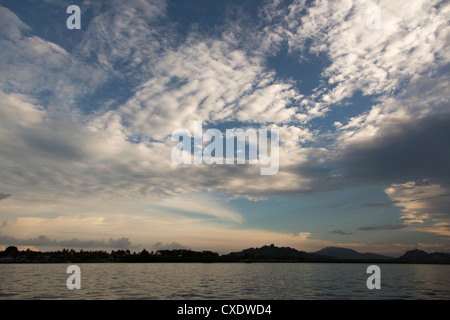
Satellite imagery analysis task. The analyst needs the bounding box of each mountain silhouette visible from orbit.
[396,249,450,262]
[2,244,450,263]
[228,244,328,260]
[314,247,393,260]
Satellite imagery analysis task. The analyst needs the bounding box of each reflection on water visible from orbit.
[0,263,449,300]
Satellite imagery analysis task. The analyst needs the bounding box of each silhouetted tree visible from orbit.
[5,246,19,257]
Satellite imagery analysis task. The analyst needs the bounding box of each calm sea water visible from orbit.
[0,263,449,300]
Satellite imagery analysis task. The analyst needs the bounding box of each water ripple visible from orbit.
[0,263,449,300]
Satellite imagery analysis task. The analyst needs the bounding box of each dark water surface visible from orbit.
[1,263,449,300]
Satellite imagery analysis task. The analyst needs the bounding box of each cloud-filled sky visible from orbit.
[0,0,449,256]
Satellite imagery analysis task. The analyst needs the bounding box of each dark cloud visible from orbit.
[334,109,450,229]
[0,193,11,201]
[20,125,86,161]
[152,242,188,250]
[362,202,396,208]
[330,229,353,235]
[358,224,407,231]
[336,110,450,187]
[0,235,136,249]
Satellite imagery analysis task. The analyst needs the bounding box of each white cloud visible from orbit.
[258,0,449,129]
[77,0,169,79]
[0,2,334,204]
[0,6,106,109]
[117,37,302,140]
[1,0,446,205]
[284,0,449,103]
[0,5,30,41]
[152,194,244,224]
[0,88,327,209]
[386,181,450,236]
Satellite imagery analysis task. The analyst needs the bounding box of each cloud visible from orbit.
[0,193,11,201]
[330,229,353,235]
[0,2,334,203]
[0,6,106,109]
[358,224,407,231]
[77,0,169,80]
[0,86,327,205]
[335,111,450,187]
[0,19,330,203]
[385,182,450,236]
[8,0,446,204]
[0,5,30,41]
[117,36,302,141]
[362,202,395,208]
[279,0,449,107]
[1,0,446,206]
[332,108,450,238]
[0,235,135,249]
[152,194,244,224]
[152,242,188,250]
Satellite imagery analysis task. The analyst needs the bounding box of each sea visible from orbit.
[0,263,449,300]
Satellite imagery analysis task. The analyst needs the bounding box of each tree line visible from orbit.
[0,246,241,263]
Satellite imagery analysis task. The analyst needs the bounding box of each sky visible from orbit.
[0,0,449,257]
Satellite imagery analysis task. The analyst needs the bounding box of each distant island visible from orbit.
[1,244,449,264]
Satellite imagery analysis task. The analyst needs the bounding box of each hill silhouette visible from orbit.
[314,247,393,260]
[227,245,449,263]
[227,244,329,261]
[1,244,449,264]
[396,249,450,263]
